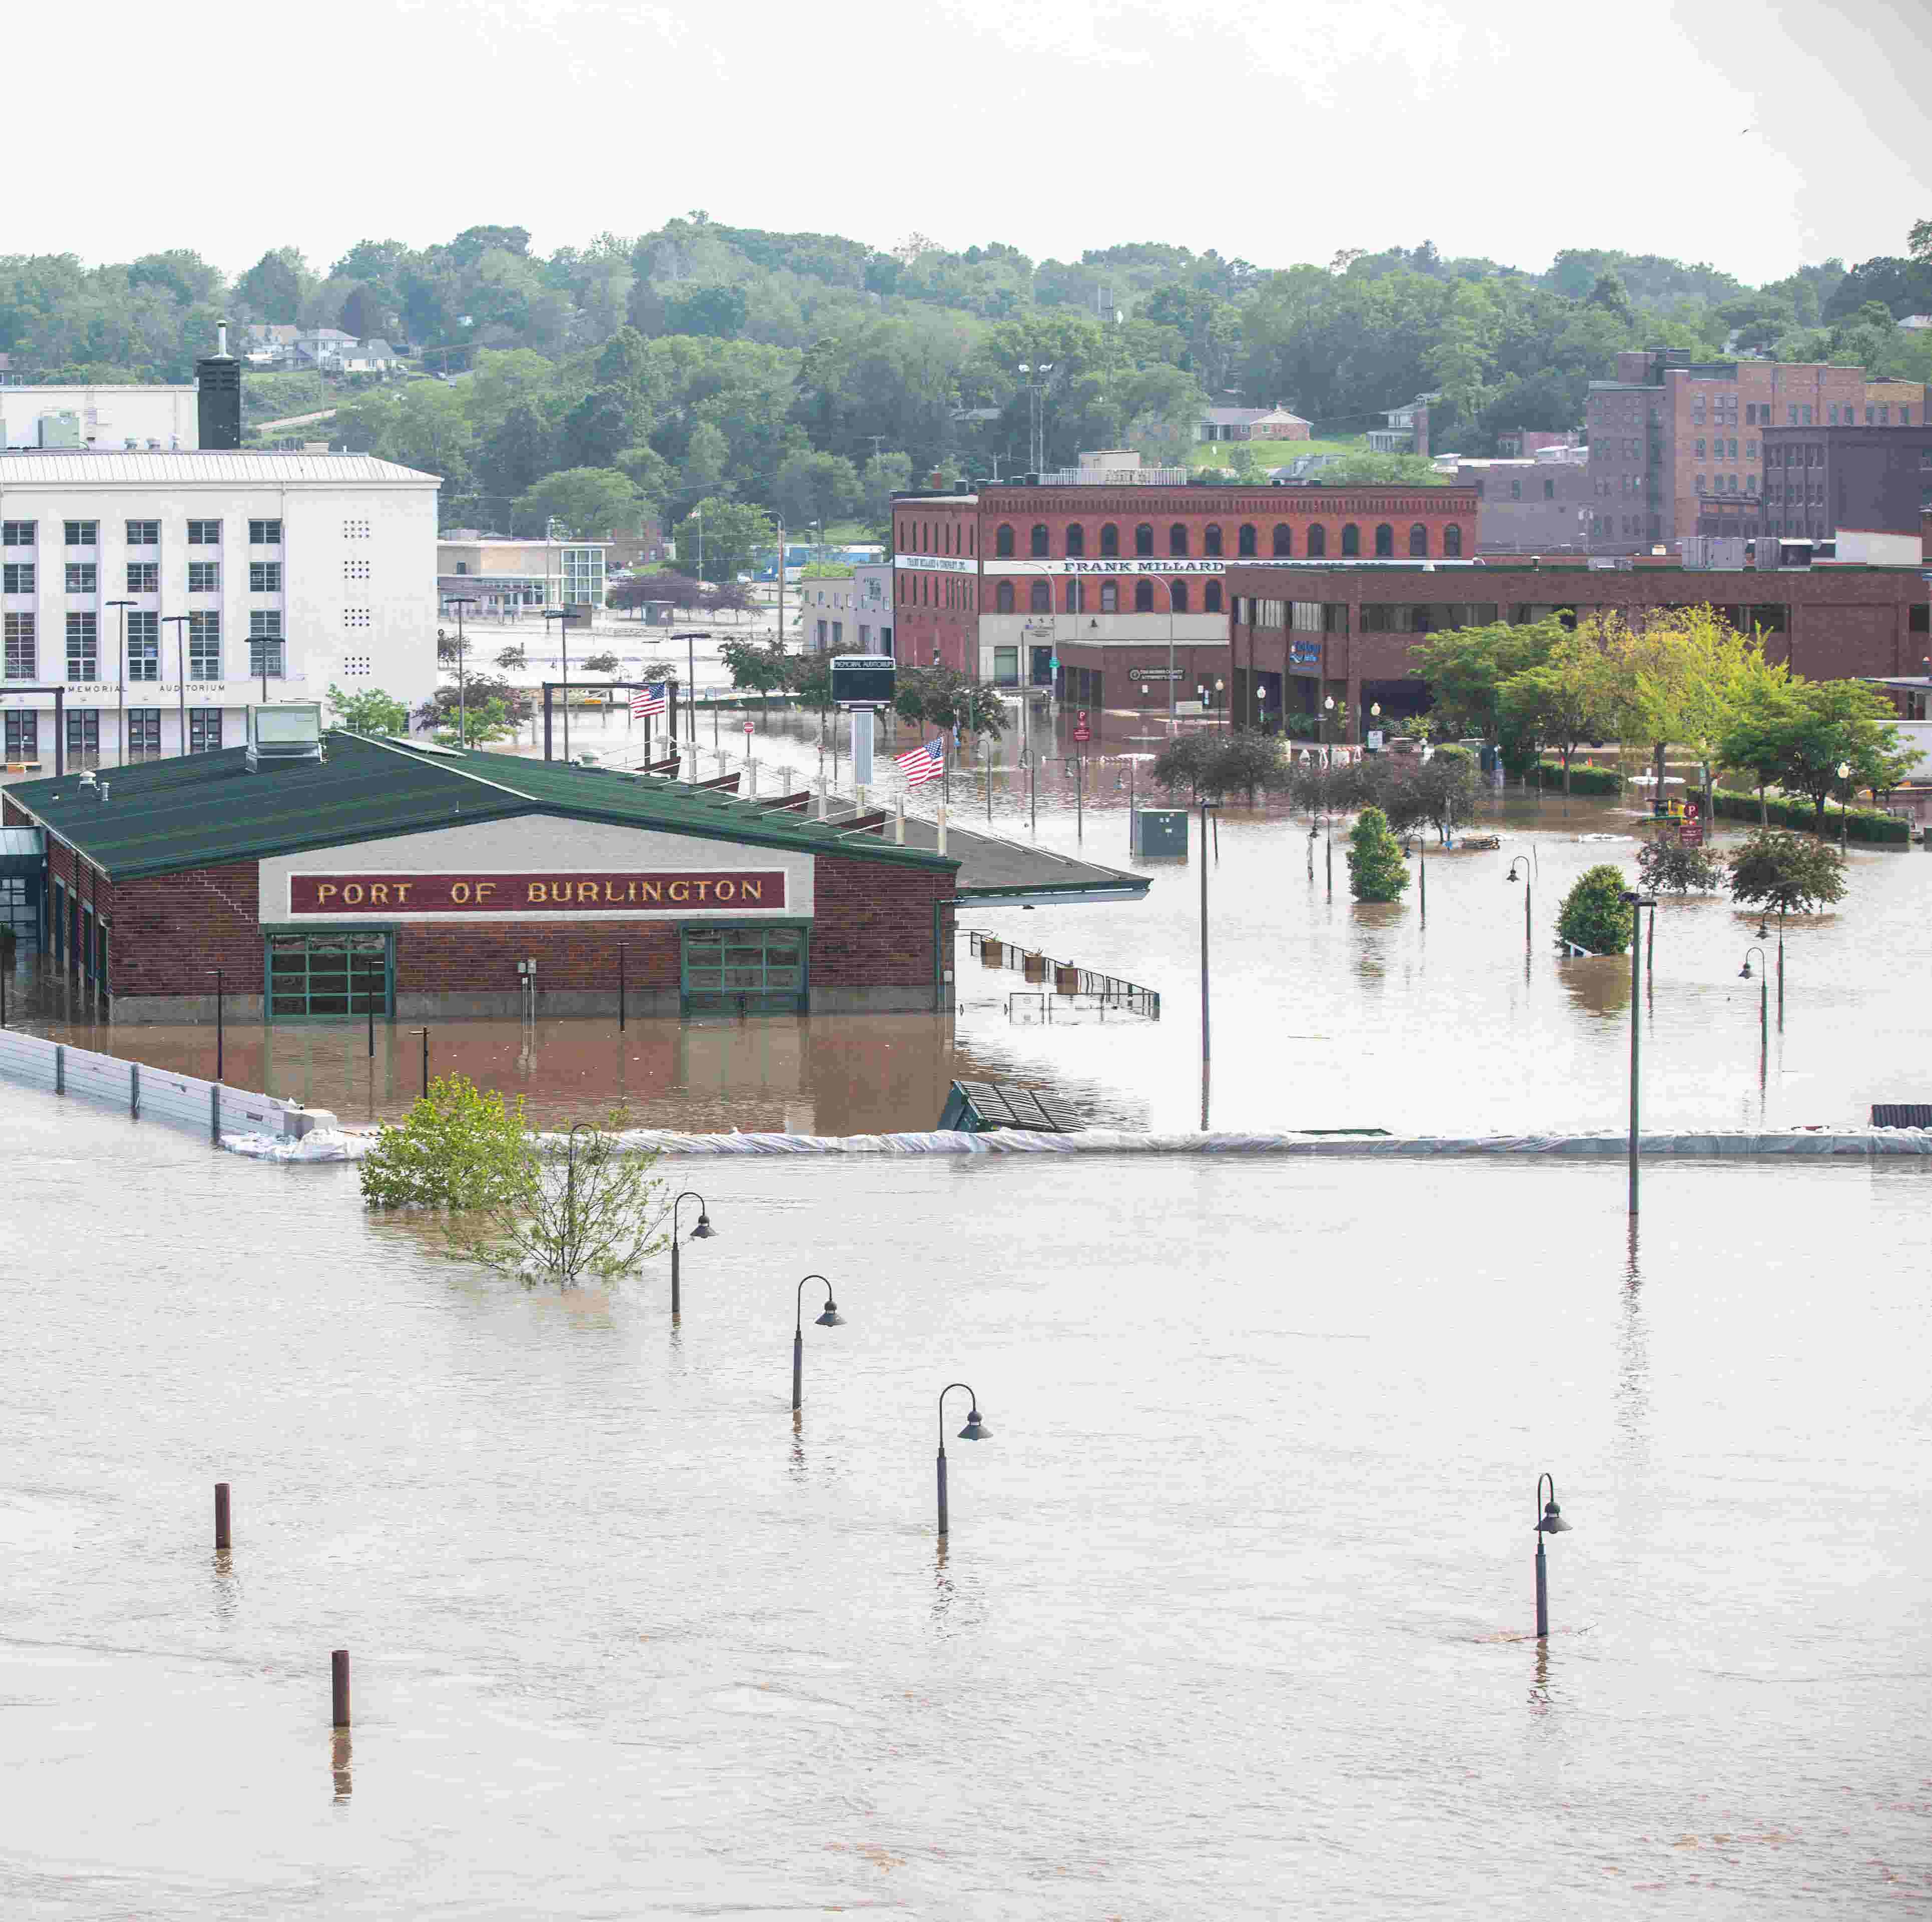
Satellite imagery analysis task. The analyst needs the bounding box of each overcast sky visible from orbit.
[17,0,1929,286]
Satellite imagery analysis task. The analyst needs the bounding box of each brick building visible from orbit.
[1,729,1140,1021]
[1223,557,1932,737]
[891,473,1474,722]
[1688,420,1932,544]
[1453,451,1594,555]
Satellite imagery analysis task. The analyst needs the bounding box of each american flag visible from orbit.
[896,737,945,788]
[630,683,668,719]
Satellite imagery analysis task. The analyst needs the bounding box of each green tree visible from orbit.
[1499,625,1617,792]
[1410,745,1481,842]
[234,246,311,321]
[893,665,1004,738]
[1636,836,1723,894]
[326,684,410,735]
[1727,830,1847,919]
[1347,806,1410,902]
[860,451,914,522]
[434,696,513,748]
[718,634,791,716]
[1773,679,1912,832]
[1557,864,1635,955]
[1414,619,1559,741]
[1717,676,1806,824]
[514,467,643,542]
[673,497,773,580]
[360,1075,528,1209]
[775,449,863,529]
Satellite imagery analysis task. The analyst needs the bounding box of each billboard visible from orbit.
[831,654,897,707]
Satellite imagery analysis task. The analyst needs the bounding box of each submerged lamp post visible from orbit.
[668,1189,713,1317]
[1836,759,1851,851]
[1740,944,1768,1052]
[1533,1472,1571,1639]
[1506,855,1532,954]
[935,1381,991,1536]
[791,1273,845,1411]
[1621,891,1658,1213]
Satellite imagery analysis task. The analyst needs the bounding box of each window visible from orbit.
[66,611,98,678]
[995,580,1015,613]
[1099,583,1118,613]
[4,563,35,593]
[993,646,1020,686]
[64,520,99,547]
[125,519,159,546]
[126,611,159,679]
[1204,524,1223,556]
[188,561,220,593]
[1272,524,1292,557]
[125,708,161,758]
[1065,524,1085,557]
[1728,439,1738,459]
[1695,439,1706,459]
[188,611,221,677]
[1307,525,1326,558]
[250,561,282,593]
[995,524,1014,557]
[1171,580,1190,613]
[1170,524,1190,557]
[187,519,221,546]
[1341,524,1360,557]
[1409,524,1428,557]
[4,613,34,678]
[1028,579,1050,613]
[268,931,392,1020]
[1746,440,1757,459]
[249,518,282,545]
[67,709,99,767]
[1237,523,1257,557]
[1065,579,1084,613]
[1133,581,1154,611]
[185,708,223,753]
[1697,474,1707,494]
[126,562,157,593]
[1134,523,1153,557]
[1878,405,1890,425]
[1443,524,1463,558]
[678,925,807,1016]
[1745,405,1757,425]
[1204,581,1223,614]
[2,521,36,547]
[66,563,97,594]
[1030,524,1048,558]
[1374,524,1394,557]
[1510,479,1522,501]
[4,711,37,760]
[1097,523,1121,558]
[1801,407,1812,425]
[1787,407,1797,426]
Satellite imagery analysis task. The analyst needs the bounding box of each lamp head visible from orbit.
[1739,959,1753,979]
[958,1408,990,1441]
[815,1299,844,1327]
[1538,1498,1571,1534]
[689,1212,714,1241]
[1756,920,1770,940]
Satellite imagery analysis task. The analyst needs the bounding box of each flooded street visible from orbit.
[4,1086,1929,1915]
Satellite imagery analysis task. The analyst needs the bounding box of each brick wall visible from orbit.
[109,861,262,996]
[813,852,953,990]
[393,922,680,995]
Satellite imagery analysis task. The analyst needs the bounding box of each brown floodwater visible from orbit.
[2,1084,1929,1915]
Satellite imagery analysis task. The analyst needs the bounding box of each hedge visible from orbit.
[1532,762,1911,842]
[1533,760,1623,795]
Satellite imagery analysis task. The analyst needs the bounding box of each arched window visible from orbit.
[1443,524,1463,557]
[1341,524,1360,557]
[1409,523,1428,557]
[1134,580,1154,611]
[1065,524,1085,557]
[1204,524,1223,556]
[1171,580,1190,613]
[1272,524,1292,557]
[1238,523,1257,556]
[995,580,1014,612]
[1100,523,1119,557]
[996,524,1015,558]
[1134,523,1154,556]
[1169,524,1189,556]
[1030,524,1049,558]
[1204,581,1224,613]
[1307,524,1327,558]
[1374,524,1394,557]
[1028,579,1050,612]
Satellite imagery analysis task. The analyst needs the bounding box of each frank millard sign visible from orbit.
[289,872,788,913]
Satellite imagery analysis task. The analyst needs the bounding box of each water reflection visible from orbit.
[330,1731,352,1804]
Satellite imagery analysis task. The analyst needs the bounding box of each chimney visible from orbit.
[195,317,242,450]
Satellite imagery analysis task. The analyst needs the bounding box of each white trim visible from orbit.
[892,554,975,574]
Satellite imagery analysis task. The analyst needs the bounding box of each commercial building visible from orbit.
[1495,429,1581,459]
[437,534,608,615]
[852,563,894,654]
[1,450,439,771]
[891,463,1474,717]
[1454,447,1593,555]
[1,728,1143,1021]
[1689,420,1932,545]
[2,385,198,451]
[1223,555,1932,736]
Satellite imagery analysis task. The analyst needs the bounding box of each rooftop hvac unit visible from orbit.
[247,703,324,770]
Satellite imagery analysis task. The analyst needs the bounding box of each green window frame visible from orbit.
[265,930,393,1020]
[679,922,808,1016]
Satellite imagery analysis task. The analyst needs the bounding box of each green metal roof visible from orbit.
[6,733,958,881]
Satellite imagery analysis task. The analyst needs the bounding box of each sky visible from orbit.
[14,0,1929,285]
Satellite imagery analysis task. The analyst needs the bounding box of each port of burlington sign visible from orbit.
[288,872,790,914]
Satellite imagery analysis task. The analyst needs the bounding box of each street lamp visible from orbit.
[1620,891,1658,1213]
[1506,855,1532,954]
[1533,1472,1572,1640]
[543,606,578,760]
[935,1381,991,1536]
[791,1273,844,1411]
[1836,758,1851,850]
[447,595,479,746]
[1739,944,1768,1053]
[1200,800,1217,1130]
[1214,676,1225,731]
[668,1190,713,1318]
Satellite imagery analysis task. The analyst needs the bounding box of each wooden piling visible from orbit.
[214,1482,231,1552]
[331,1650,351,1729]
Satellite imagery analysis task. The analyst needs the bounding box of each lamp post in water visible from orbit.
[1533,1472,1572,1639]
[791,1273,844,1411]
[668,1190,713,1318]
[1739,945,1768,1055]
[1506,855,1532,955]
[1621,891,1657,1213]
[935,1382,991,1536]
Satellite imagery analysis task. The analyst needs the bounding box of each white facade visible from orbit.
[1,386,198,451]
[0,451,439,768]
[853,563,894,655]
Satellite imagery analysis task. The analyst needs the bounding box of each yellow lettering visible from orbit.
[692,880,711,902]
[577,881,599,902]
[626,880,637,901]
[452,881,471,904]
[343,884,364,906]
[527,883,548,903]
[603,882,620,902]
[640,881,660,902]
[393,883,412,903]
[669,881,690,902]
[315,883,338,905]
[715,880,735,902]
[740,879,762,902]
[475,882,495,903]
[370,884,390,905]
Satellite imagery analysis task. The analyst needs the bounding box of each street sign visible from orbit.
[1367,729,1384,750]
[1072,711,1091,744]
[1127,667,1183,681]
[743,719,753,736]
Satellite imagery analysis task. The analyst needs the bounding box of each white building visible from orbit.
[853,563,894,655]
[1,386,199,451]
[0,451,440,770]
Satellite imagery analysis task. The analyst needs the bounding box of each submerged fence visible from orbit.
[965,929,1160,1019]
[0,1028,318,1143]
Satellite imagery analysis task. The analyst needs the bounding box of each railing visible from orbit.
[965,928,1160,1019]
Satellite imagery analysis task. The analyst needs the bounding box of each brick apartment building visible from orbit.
[891,463,1473,718]
[1688,420,1932,548]
[1223,556,1932,737]
[1585,350,1928,556]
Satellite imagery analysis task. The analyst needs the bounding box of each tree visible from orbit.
[1557,864,1635,955]
[1347,806,1410,903]
[1498,625,1617,792]
[434,697,513,748]
[581,651,619,674]
[1409,745,1481,842]
[1636,836,1723,895]
[1772,679,1912,832]
[1152,734,1216,800]
[1727,830,1847,920]
[1414,619,1559,742]
[679,421,731,500]
[860,451,914,522]
[893,665,1004,738]
[360,1074,528,1209]
[234,246,310,322]
[513,467,643,542]
[1717,676,1806,824]
[775,449,863,529]
[672,497,772,581]
[326,684,410,735]
[718,634,791,716]
[495,645,527,671]
[788,638,862,713]
[610,570,702,614]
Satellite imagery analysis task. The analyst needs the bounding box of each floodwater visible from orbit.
[10,702,1929,1136]
[3,1090,1930,1914]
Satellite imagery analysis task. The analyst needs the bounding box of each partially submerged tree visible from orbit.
[1636,835,1724,895]
[360,1075,528,1210]
[1557,863,1635,955]
[1347,806,1410,902]
[1727,830,1847,922]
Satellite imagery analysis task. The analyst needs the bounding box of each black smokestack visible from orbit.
[196,319,242,450]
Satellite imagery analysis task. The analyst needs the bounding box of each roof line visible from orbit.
[349,730,549,810]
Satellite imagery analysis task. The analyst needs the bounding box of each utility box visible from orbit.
[1132,808,1188,856]
[939,1079,1082,1134]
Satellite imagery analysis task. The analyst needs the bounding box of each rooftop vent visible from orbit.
[247,703,324,771]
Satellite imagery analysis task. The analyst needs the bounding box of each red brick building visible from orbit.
[892,474,1475,721]
[1224,556,1932,737]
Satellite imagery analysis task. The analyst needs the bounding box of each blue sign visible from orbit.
[1289,639,1321,670]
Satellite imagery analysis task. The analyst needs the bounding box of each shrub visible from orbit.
[360,1074,528,1209]
[1709,786,1907,843]
[1557,863,1634,955]
[1636,836,1723,895]
[1727,830,1847,918]
[1347,806,1410,902]
[1534,760,1622,795]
